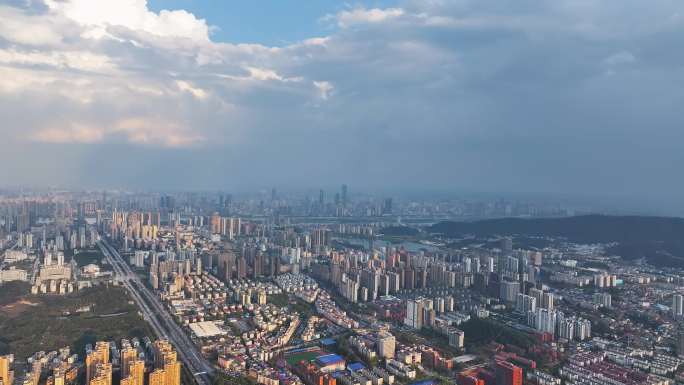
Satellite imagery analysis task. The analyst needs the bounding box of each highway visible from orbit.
[97,239,214,385]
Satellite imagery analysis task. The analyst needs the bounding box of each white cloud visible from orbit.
[30,124,105,144]
[302,37,330,47]
[313,81,334,100]
[4,0,684,195]
[30,117,205,148]
[44,0,211,41]
[176,80,208,100]
[246,67,286,82]
[114,117,206,147]
[0,48,115,72]
[332,7,405,28]
[0,5,72,46]
[215,67,303,83]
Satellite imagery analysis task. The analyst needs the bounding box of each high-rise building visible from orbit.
[149,369,166,385]
[377,332,396,358]
[86,342,109,384]
[515,293,536,314]
[534,308,558,335]
[51,367,67,385]
[153,340,176,368]
[237,256,247,279]
[448,328,465,349]
[558,318,575,340]
[253,253,263,278]
[163,361,181,385]
[529,288,543,305]
[0,355,14,385]
[218,251,234,282]
[127,360,145,385]
[383,198,392,215]
[311,228,330,253]
[404,297,427,329]
[257,290,267,305]
[341,184,348,206]
[499,280,520,303]
[210,213,221,234]
[593,292,612,308]
[495,361,523,385]
[120,348,137,379]
[674,294,683,318]
[88,363,111,385]
[677,330,684,358]
[574,318,592,340]
[500,237,513,253]
[150,340,181,385]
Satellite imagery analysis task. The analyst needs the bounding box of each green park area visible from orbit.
[284,349,322,366]
[0,282,152,360]
[69,248,108,268]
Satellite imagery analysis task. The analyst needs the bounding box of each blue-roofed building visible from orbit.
[316,354,346,373]
[348,362,365,372]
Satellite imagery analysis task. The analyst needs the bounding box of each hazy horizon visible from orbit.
[2,0,683,214]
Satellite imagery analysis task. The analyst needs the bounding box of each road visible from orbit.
[97,239,214,385]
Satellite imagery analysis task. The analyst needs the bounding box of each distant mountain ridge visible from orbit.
[429,215,684,267]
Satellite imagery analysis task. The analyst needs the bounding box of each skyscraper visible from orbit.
[253,253,263,278]
[151,340,181,385]
[499,280,520,303]
[88,363,112,385]
[127,360,145,385]
[341,184,348,206]
[500,237,513,253]
[535,308,558,335]
[674,294,683,318]
[515,293,536,314]
[149,369,165,385]
[677,330,684,358]
[218,251,234,282]
[86,342,109,384]
[237,256,247,279]
[120,348,137,379]
[0,355,14,385]
[383,198,392,215]
[404,297,427,329]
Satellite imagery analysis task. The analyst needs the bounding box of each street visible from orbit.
[98,239,214,385]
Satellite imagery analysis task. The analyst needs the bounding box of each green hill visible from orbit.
[429,215,684,267]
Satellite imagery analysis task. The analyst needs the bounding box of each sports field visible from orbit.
[284,349,322,366]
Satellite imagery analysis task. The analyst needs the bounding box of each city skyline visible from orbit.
[3,185,684,385]
[1,0,683,212]
[5,3,684,385]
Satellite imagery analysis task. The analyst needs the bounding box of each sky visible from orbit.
[0,0,683,212]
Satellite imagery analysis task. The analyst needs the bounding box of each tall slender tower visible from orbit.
[0,355,14,385]
[86,342,109,384]
[120,348,138,379]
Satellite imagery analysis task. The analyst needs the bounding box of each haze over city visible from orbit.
[4,4,684,385]
[1,0,683,213]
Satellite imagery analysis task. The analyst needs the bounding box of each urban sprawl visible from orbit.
[1,189,683,385]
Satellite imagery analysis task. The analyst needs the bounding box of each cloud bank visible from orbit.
[0,0,683,210]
